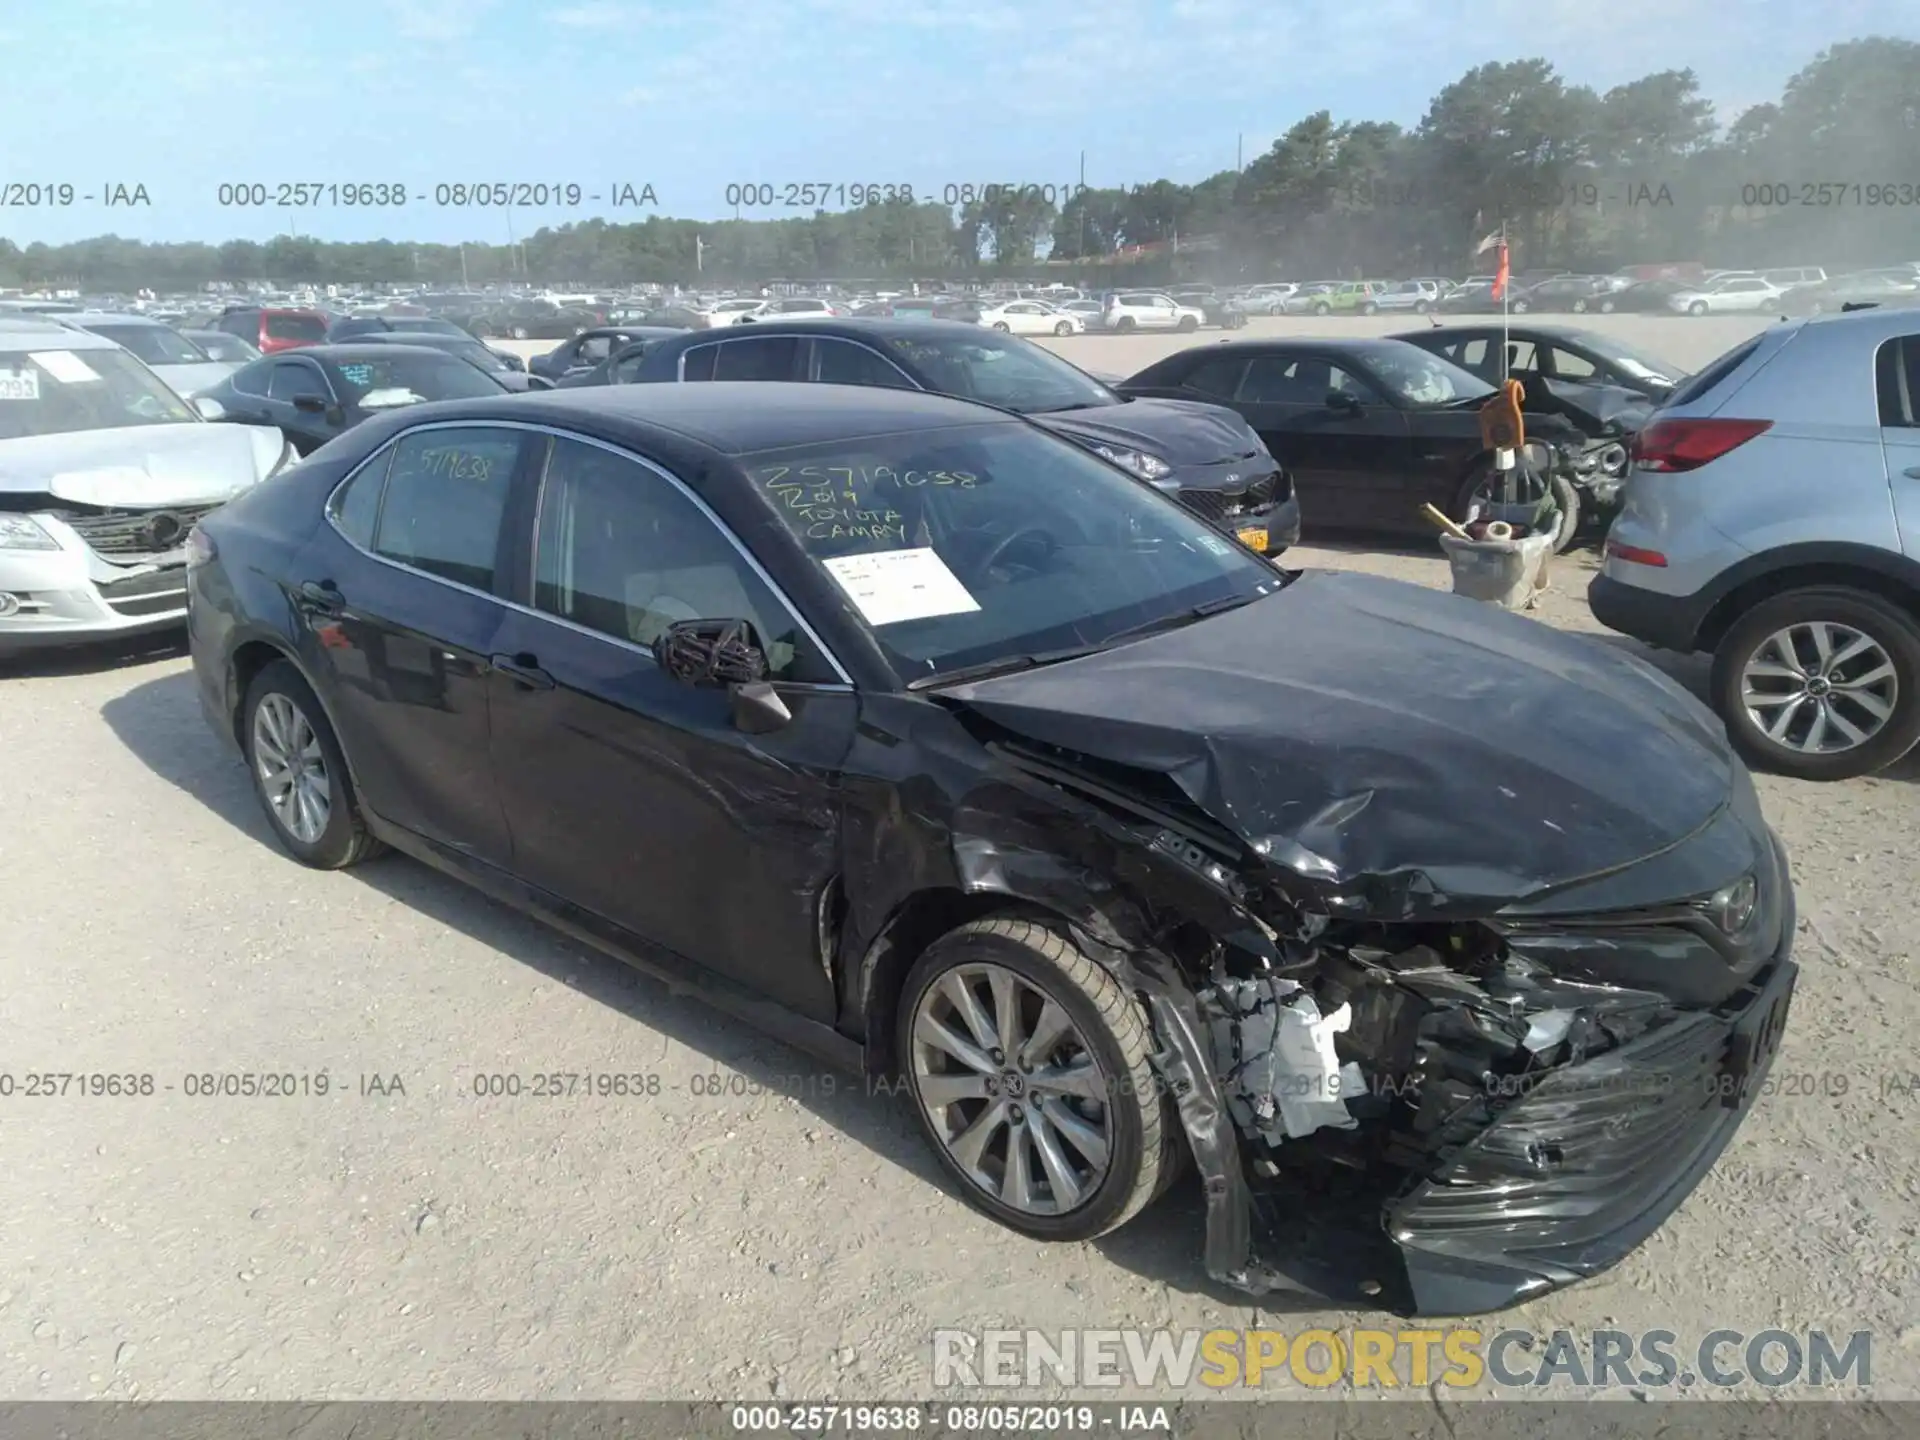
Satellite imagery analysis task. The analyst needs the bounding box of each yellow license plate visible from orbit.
[1237,528,1268,552]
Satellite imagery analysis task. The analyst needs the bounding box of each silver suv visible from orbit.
[1589,307,1920,780]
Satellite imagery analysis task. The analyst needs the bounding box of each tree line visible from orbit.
[4,38,1916,291]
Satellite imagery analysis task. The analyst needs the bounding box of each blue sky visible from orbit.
[2,0,1915,246]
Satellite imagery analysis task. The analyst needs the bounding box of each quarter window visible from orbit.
[531,436,831,681]
[368,426,523,592]
[681,344,718,381]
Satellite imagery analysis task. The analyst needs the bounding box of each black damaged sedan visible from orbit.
[186,383,1796,1316]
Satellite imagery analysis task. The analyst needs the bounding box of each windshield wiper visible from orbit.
[1099,591,1259,645]
[908,641,1110,691]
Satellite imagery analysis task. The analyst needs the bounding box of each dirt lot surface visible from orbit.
[4,315,1916,1402]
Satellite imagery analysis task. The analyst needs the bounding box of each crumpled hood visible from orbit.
[946,571,1735,912]
[0,421,284,506]
[1035,396,1261,465]
[1535,376,1657,434]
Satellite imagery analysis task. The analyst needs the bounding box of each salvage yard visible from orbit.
[2,316,1917,1402]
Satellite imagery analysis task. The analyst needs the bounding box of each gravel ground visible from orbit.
[3,315,1915,1403]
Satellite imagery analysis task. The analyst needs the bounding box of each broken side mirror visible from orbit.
[652,617,791,731]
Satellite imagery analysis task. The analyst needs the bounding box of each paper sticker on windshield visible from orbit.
[822,547,981,627]
[1197,534,1231,555]
[0,369,40,401]
[29,351,101,384]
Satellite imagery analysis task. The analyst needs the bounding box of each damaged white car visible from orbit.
[0,316,293,654]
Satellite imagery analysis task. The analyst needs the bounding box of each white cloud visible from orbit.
[383,0,498,41]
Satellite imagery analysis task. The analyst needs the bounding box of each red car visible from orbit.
[210,306,331,354]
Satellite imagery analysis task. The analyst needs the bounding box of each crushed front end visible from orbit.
[1163,822,1797,1317]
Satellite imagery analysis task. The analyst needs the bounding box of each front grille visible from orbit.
[1179,468,1282,526]
[60,503,221,558]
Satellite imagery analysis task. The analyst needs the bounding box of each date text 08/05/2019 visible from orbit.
[211,182,658,208]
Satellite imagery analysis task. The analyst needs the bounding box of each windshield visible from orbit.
[0,346,197,439]
[82,324,212,365]
[325,353,506,408]
[743,421,1279,682]
[1362,346,1495,405]
[880,330,1118,414]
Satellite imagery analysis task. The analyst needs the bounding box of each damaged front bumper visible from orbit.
[1142,844,1797,1319]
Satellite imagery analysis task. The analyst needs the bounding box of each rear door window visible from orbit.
[712,337,800,381]
[267,361,324,400]
[369,426,525,593]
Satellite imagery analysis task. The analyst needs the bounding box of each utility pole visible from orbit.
[1078,149,1087,260]
[1237,133,1243,169]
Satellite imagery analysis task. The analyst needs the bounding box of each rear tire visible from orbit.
[1312,302,1331,315]
[1054,321,1074,336]
[241,661,384,869]
[1572,299,1589,313]
[1115,316,1136,333]
[1599,299,1616,314]
[1710,588,1920,781]
[1177,316,1199,332]
[992,321,1011,332]
[1688,301,1707,316]
[511,325,530,339]
[1361,302,1379,315]
[897,917,1173,1243]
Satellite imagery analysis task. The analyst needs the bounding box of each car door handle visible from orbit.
[297,580,343,616]
[490,652,554,689]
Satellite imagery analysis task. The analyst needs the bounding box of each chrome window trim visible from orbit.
[677,341,721,380]
[322,417,855,689]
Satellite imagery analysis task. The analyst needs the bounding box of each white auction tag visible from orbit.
[29,350,102,383]
[822,546,981,627]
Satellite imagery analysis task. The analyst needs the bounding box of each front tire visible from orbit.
[1414,301,1431,313]
[1572,298,1589,313]
[1599,299,1617,314]
[898,917,1171,1242]
[1054,321,1074,336]
[1512,299,1531,314]
[1312,302,1331,315]
[1361,302,1379,315]
[1115,316,1136,333]
[241,661,383,869]
[1177,315,1199,332]
[511,325,530,339]
[1710,588,1920,781]
[1688,301,1707,316]
[992,321,1012,332]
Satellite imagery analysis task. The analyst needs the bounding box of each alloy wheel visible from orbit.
[253,693,332,843]
[1740,622,1898,756]
[909,962,1112,1217]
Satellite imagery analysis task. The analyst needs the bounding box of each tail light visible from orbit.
[1631,417,1772,472]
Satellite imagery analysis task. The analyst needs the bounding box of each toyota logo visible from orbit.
[141,512,186,550]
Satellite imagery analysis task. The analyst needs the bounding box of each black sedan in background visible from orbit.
[185,380,1796,1317]
[1591,279,1691,314]
[625,318,1299,554]
[343,331,551,390]
[1117,338,1584,536]
[193,342,512,454]
[553,335,685,388]
[530,325,690,382]
[1390,324,1686,401]
[466,298,602,340]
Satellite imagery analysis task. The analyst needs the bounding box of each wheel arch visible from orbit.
[228,634,368,800]
[854,887,1101,1081]
[1693,545,1920,652]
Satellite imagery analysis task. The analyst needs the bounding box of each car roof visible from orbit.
[1792,303,1920,339]
[67,310,170,326]
[409,380,1013,456]
[649,316,1006,347]
[1175,336,1441,362]
[0,315,124,352]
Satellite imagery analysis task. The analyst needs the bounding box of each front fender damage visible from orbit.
[924,722,1787,1318]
